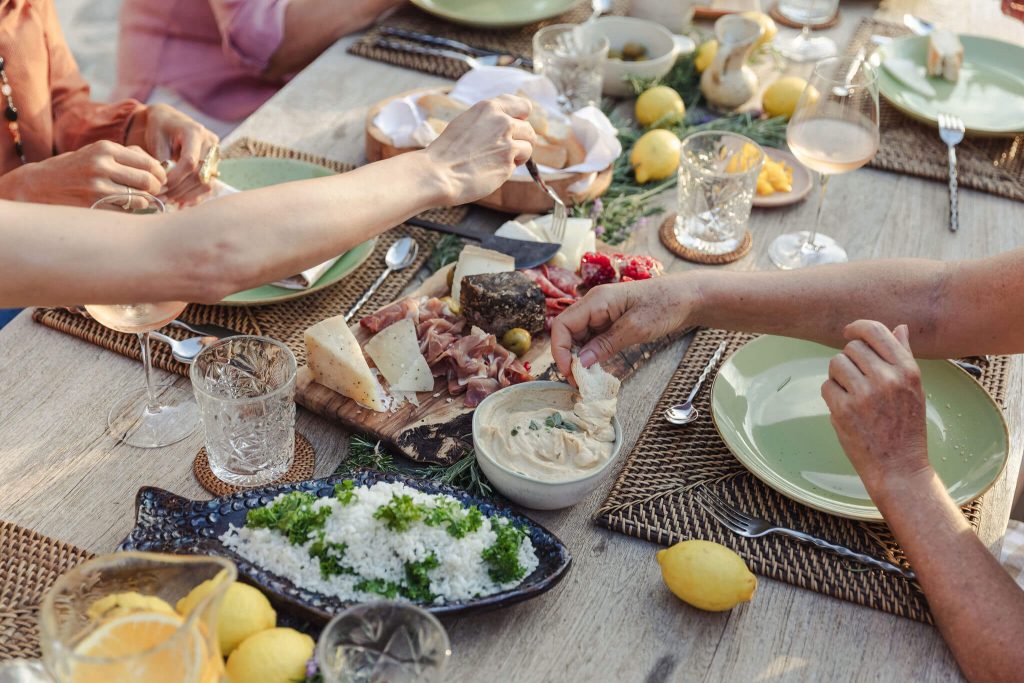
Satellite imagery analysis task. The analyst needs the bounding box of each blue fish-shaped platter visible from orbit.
[120,470,572,623]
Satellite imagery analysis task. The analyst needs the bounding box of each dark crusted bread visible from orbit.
[460,272,546,336]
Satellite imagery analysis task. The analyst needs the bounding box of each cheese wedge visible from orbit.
[364,317,434,392]
[305,315,389,412]
[450,244,515,303]
[926,30,964,83]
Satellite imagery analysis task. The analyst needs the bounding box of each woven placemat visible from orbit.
[0,521,94,661]
[350,1,630,80]
[32,139,467,375]
[848,19,1024,201]
[596,328,1012,624]
[193,432,316,496]
[659,213,753,264]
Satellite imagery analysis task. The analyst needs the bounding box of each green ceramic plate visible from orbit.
[216,158,376,306]
[878,35,1024,135]
[410,0,584,28]
[711,336,1008,521]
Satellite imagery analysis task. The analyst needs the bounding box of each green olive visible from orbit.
[440,295,461,316]
[446,266,456,291]
[608,48,623,60]
[621,42,648,61]
[501,328,532,357]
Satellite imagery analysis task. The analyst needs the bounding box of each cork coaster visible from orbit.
[659,214,753,265]
[193,433,316,496]
[769,3,841,30]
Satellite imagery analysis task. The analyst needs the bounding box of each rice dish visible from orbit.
[221,480,539,604]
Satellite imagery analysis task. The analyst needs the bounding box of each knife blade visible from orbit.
[404,217,560,270]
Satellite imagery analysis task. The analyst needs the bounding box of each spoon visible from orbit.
[664,341,728,426]
[344,237,419,322]
[151,331,217,364]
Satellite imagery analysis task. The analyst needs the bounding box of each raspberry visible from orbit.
[579,251,617,289]
[619,255,664,281]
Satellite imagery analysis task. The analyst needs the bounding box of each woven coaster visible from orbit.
[0,521,94,661]
[193,432,316,497]
[769,3,841,30]
[32,138,467,375]
[845,19,1024,201]
[659,214,753,264]
[349,1,630,80]
[596,328,1012,624]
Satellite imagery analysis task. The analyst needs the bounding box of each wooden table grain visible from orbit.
[2,2,1023,681]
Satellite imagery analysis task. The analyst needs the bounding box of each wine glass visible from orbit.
[768,57,879,270]
[84,192,199,447]
[776,0,839,62]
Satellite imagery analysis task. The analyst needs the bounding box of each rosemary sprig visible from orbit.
[418,452,494,498]
[334,435,399,476]
[426,234,464,273]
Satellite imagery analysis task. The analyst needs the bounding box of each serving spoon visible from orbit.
[151,331,218,364]
[664,341,728,426]
[344,237,419,322]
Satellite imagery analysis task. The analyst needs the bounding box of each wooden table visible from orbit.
[2,1,1023,681]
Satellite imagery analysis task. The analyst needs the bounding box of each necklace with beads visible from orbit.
[0,55,26,164]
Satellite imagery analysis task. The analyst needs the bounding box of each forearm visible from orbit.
[874,470,1024,682]
[0,151,447,307]
[687,250,1024,357]
[264,0,401,79]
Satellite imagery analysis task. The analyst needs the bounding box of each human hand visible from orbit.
[550,275,695,383]
[128,104,219,206]
[0,140,166,207]
[423,95,536,206]
[820,321,932,499]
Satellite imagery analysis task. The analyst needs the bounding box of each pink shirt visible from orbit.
[114,0,291,123]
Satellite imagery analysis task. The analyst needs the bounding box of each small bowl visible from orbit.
[594,16,696,97]
[472,381,623,510]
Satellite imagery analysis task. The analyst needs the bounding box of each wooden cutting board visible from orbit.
[295,266,681,465]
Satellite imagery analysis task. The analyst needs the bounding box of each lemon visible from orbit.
[178,579,277,656]
[635,86,685,128]
[226,628,315,683]
[695,40,718,73]
[762,76,816,119]
[86,591,177,621]
[656,540,757,611]
[740,11,778,49]
[630,129,681,184]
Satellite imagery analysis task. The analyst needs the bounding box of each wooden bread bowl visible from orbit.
[365,87,613,214]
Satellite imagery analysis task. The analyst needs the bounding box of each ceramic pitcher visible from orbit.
[700,14,762,111]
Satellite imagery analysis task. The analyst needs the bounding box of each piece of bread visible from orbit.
[426,117,448,136]
[416,93,469,122]
[543,118,587,167]
[532,139,569,169]
[516,90,550,136]
[926,30,963,82]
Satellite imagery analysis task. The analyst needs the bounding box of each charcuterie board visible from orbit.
[295,266,682,465]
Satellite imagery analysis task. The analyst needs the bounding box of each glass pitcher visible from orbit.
[15,552,237,683]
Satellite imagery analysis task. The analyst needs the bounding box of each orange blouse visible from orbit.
[0,0,145,177]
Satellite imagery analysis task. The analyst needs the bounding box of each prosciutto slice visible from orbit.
[360,297,420,333]
[465,377,501,407]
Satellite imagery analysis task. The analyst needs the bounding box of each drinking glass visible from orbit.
[33,552,235,683]
[768,57,879,270]
[533,23,609,112]
[190,335,296,487]
[674,131,765,256]
[776,0,839,62]
[317,601,451,683]
[84,192,199,448]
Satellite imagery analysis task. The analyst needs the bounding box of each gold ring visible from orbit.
[199,144,220,185]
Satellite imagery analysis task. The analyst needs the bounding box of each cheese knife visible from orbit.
[404,217,561,270]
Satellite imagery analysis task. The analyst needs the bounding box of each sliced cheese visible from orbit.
[495,220,543,243]
[364,317,434,392]
[926,30,964,83]
[531,215,596,269]
[450,244,515,303]
[305,315,390,412]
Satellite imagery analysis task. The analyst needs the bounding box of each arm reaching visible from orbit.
[551,251,1024,379]
[0,96,534,308]
[822,322,1024,683]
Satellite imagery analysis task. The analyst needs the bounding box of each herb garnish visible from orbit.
[308,535,353,579]
[482,519,528,584]
[245,491,332,545]
[334,479,357,505]
[511,426,520,436]
[354,554,441,602]
[424,499,484,539]
[529,420,540,431]
[544,412,580,432]
[373,493,424,532]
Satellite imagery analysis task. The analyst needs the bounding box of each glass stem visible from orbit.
[138,331,160,414]
[800,25,812,41]
[805,172,830,250]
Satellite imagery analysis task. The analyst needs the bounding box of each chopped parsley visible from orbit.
[544,412,580,433]
[308,535,353,579]
[334,480,358,505]
[354,577,401,599]
[373,493,424,532]
[424,500,484,539]
[355,554,440,603]
[245,491,332,545]
[482,518,529,584]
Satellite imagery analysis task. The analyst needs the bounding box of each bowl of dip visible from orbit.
[472,381,623,510]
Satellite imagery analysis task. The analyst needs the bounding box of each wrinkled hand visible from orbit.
[550,275,694,383]
[0,140,166,207]
[424,95,536,206]
[821,320,932,497]
[129,104,219,206]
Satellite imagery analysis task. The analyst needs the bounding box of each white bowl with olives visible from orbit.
[594,16,696,97]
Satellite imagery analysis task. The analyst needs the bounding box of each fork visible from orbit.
[372,38,529,69]
[379,27,533,69]
[938,113,965,233]
[525,159,568,243]
[693,489,916,579]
